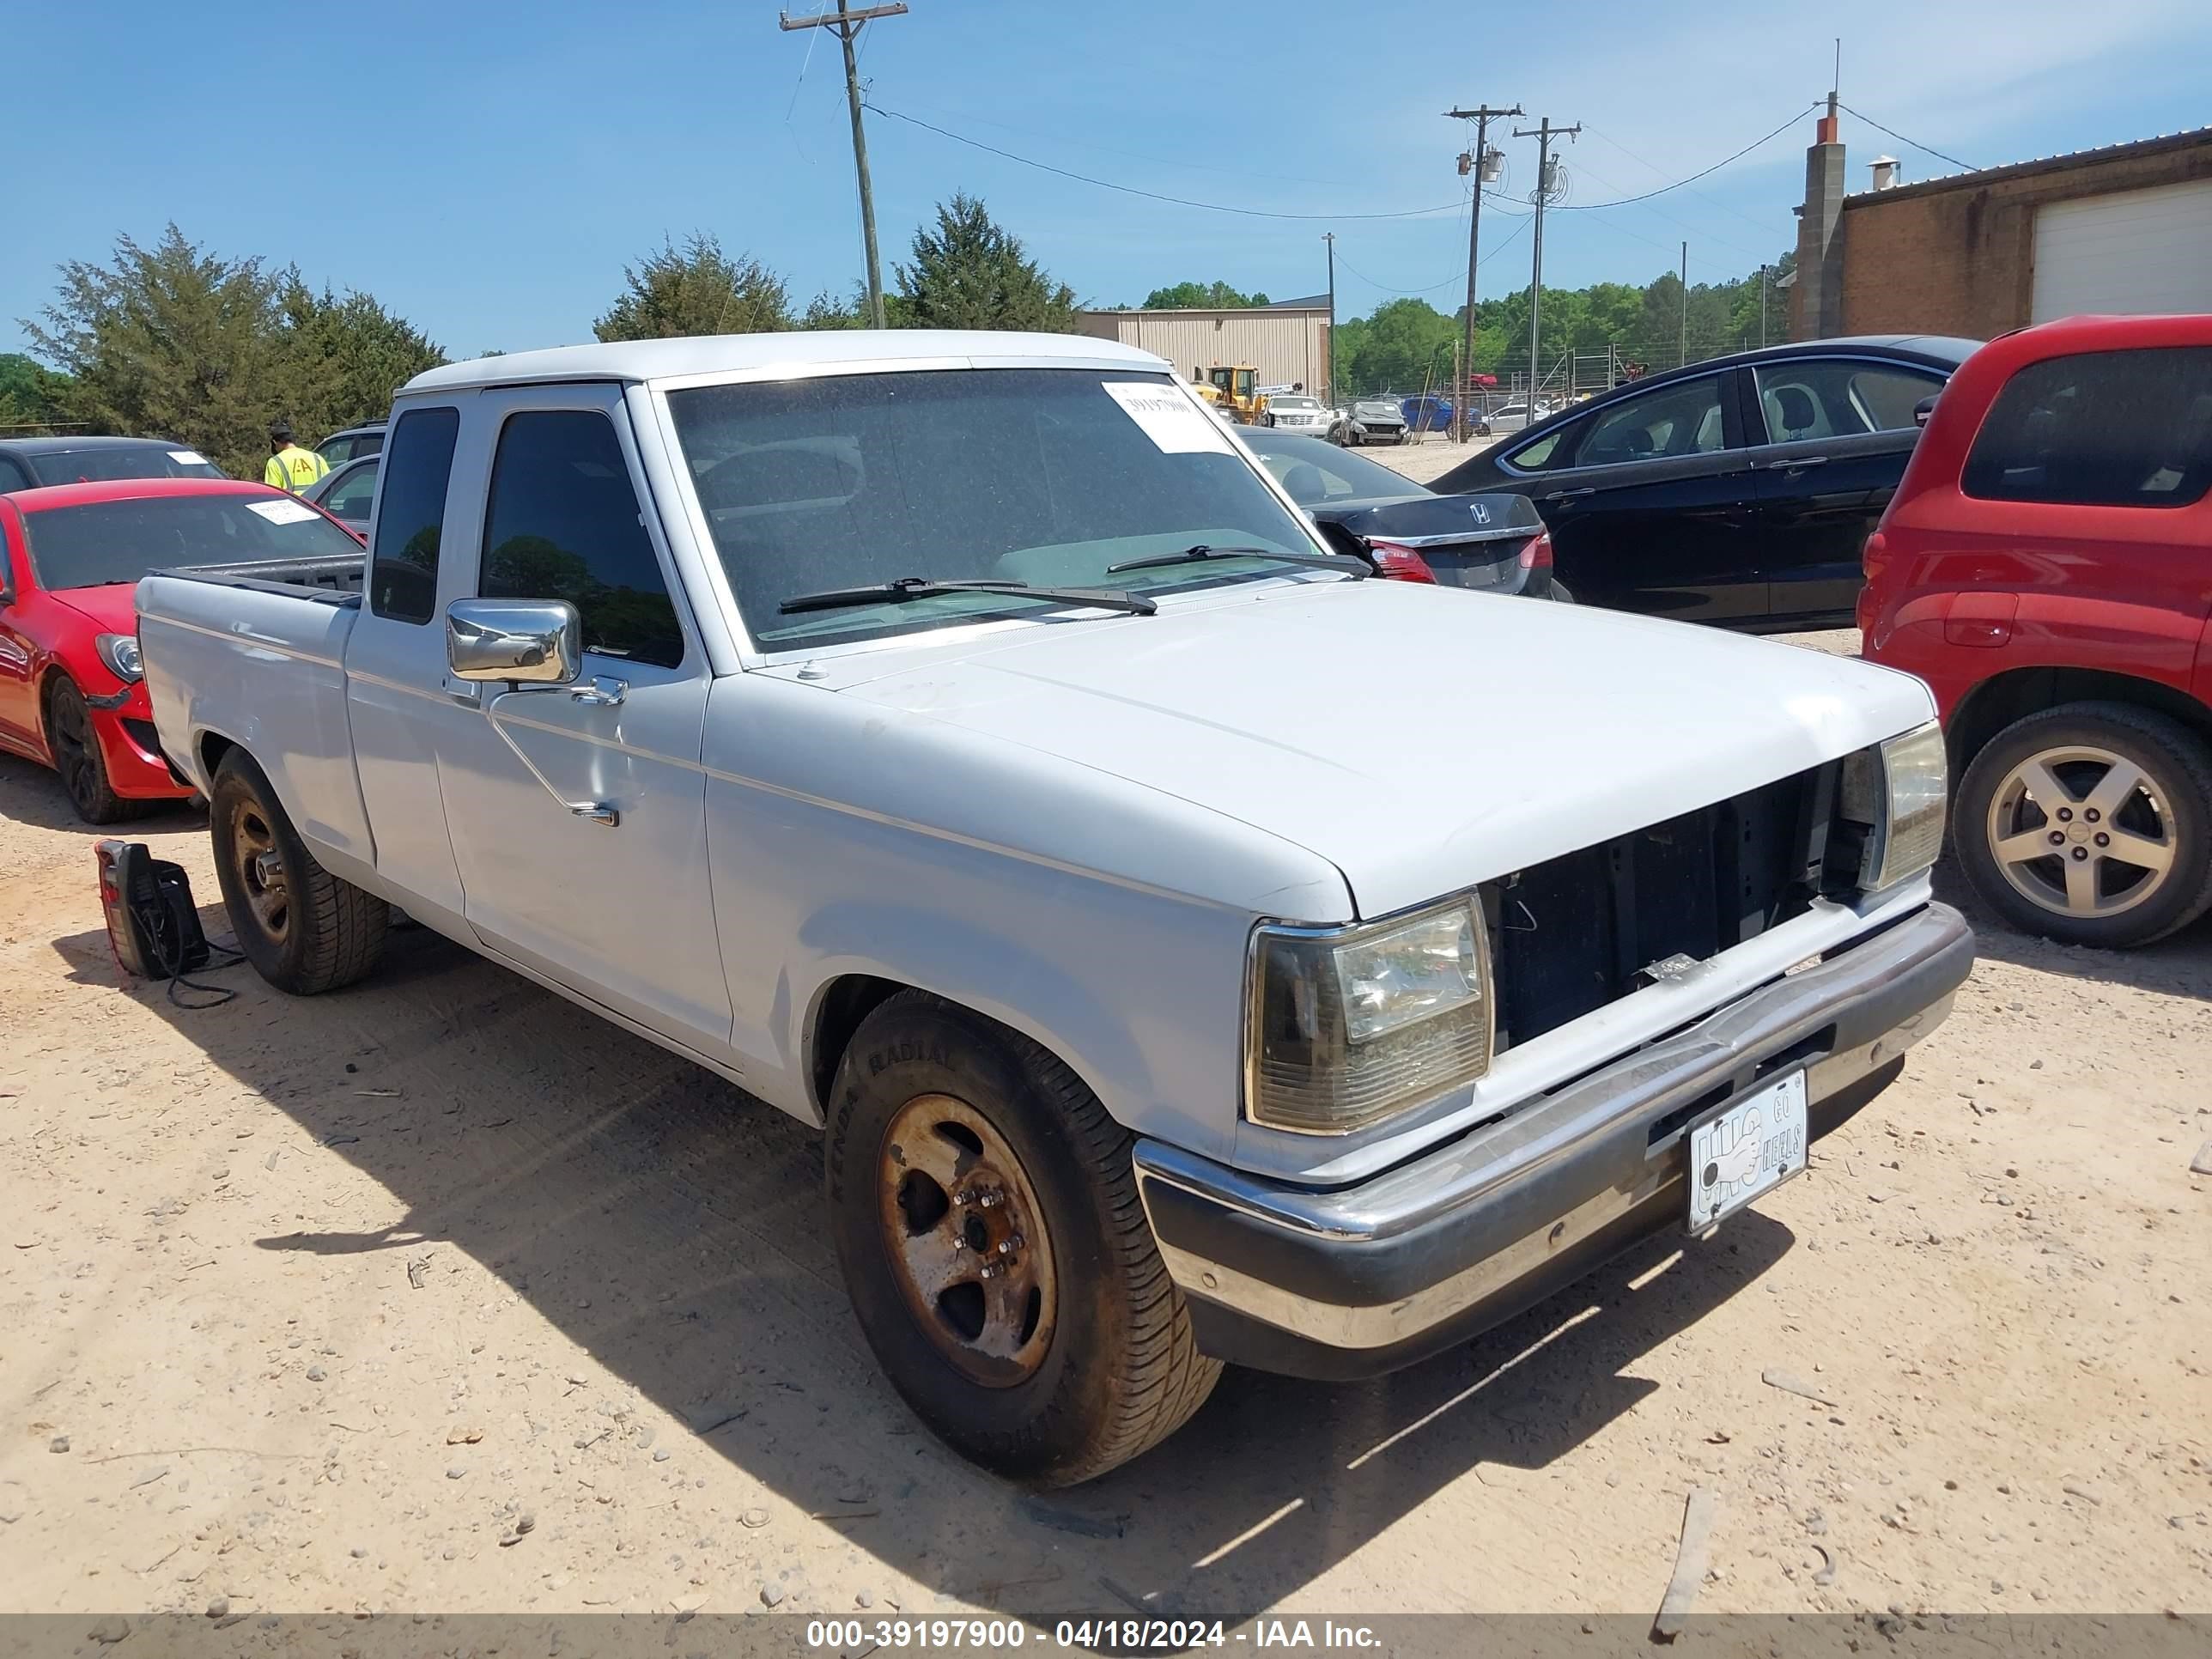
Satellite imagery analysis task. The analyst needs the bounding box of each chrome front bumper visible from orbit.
[1132,902,1973,1379]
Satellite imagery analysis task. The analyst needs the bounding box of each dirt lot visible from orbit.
[2,509,2208,1621]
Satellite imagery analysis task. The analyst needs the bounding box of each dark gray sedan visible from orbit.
[304,453,378,536]
[1237,430,1561,599]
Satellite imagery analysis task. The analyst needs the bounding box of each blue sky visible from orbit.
[8,0,2207,361]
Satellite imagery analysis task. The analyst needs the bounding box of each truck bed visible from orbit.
[151,551,366,604]
[137,561,375,881]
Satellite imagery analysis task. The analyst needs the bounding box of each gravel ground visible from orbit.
[2,514,2207,1621]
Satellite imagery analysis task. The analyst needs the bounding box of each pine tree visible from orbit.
[894,195,1077,332]
[595,234,793,341]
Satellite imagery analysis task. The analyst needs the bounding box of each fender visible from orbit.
[789,897,1217,1157]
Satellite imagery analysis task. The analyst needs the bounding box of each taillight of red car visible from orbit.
[1516,531,1554,572]
[1365,539,1437,582]
[1857,531,1887,634]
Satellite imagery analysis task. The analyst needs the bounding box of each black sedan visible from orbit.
[0,435,225,491]
[1431,335,1979,631]
[1236,429,1560,599]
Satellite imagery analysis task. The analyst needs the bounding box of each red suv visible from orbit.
[1863,313,2212,947]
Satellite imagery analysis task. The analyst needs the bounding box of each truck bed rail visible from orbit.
[148,555,365,606]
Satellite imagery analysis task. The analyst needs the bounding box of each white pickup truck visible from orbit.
[138,331,1973,1486]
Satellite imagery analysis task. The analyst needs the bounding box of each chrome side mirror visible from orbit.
[446,599,581,684]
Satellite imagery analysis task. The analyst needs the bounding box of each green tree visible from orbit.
[22,224,283,474]
[0,353,70,432]
[895,194,1078,331]
[271,278,445,447]
[1140,280,1270,309]
[1340,298,1457,394]
[19,225,444,474]
[594,234,793,342]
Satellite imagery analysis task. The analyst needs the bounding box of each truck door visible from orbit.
[343,400,473,934]
[428,385,733,1061]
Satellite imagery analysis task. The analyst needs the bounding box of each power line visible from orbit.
[857,94,1373,192]
[1838,102,1979,173]
[1554,104,1818,210]
[1581,125,1791,236]
[862,100,1472,222]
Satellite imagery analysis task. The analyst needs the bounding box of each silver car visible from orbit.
[1473,399,1550,438]
[1339,397,1408,447]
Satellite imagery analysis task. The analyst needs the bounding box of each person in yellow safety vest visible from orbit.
[263,422,328,495]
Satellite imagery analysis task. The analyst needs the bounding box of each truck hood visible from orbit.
[812,580,1935,919]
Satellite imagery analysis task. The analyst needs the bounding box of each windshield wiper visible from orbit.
[778,575,1156,617]
[1105,543,1366,577]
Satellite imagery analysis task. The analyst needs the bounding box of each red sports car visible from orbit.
[0,477,365,822]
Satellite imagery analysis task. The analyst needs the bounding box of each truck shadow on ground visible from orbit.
[0,751,204,838]
[66,910,1796,1621]
[1928,859,2212,999]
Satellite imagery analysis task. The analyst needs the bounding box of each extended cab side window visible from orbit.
[1963,347,2212,508]
[368,407,461,624]
[480,410,684,669]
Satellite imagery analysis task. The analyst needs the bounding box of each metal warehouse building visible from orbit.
[1075,295,1333,398]
[1792,111,2212,340]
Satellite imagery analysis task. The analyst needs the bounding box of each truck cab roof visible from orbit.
[402,330,1170,394]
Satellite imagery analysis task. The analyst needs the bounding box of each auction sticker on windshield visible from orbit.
[246,499,319,525]
[1103,380,1232,455]
[1686,1070,1807,1232]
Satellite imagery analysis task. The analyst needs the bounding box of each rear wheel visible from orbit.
[1955,702,2212,948]
[44,678,137,824]
[210,750,387,993]
[825,991,1219,1485]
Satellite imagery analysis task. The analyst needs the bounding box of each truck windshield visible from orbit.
[664,368,1334,650]
[21,494,362,592]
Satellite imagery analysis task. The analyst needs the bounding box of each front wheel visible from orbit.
[45,678,137,824]
[210,750,387,993]
[825,991,1219,1485]
[1954,702,2212,948]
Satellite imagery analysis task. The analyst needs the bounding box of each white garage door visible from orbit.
[2031,178,2212,320]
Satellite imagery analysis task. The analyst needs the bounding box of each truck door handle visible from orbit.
[568,802,621,826]
[571,675,627,708]
[1542,487,1595,501]
[1754,455,1829,472]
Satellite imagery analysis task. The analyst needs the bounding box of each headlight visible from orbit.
[1840,720,1948,892]
[94,633,143,684]
[1245,896,1492,1135]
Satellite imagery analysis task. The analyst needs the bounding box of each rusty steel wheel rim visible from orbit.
[878,1093,1059,1389]
[231,805,290,943]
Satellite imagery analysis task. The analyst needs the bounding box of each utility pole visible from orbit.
[1324,232,1336,404]
[1514,116,1578,409]
[1759,264,1770,348]
[1679,241,1688,368]
[781,0,908,329]
[1444,101,1521,441]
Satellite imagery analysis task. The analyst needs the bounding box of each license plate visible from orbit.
[1686,1070,1808,1232]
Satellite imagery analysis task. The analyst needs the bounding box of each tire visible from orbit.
[825,991,1220,1486]
[44,677,140,825]
[209,750,387,993]
[1954,701,2212,948]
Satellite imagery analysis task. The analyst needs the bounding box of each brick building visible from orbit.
[1790,110,2212,341]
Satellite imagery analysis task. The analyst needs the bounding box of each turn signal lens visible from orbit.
[1517,532,1554,571]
